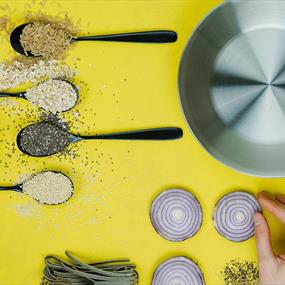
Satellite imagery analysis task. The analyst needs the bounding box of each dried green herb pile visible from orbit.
[42,251,138,285]
[221,259,259,285]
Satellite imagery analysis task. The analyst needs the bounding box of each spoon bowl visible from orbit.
[0,171,74,205]
[0,79,79,113]
[57,80,79,112]
[10,23,34,56]
[10,22,177,57]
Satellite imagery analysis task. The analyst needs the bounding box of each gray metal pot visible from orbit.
[179,0,285,177]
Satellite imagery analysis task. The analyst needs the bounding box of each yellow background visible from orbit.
[0,0,285,284]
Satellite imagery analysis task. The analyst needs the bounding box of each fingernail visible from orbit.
[257,192,265,200]
[258,191,274,201]
[259,191,269,197]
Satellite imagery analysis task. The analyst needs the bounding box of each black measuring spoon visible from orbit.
[0,171,74,205]
[10,23,177,56]
[17,122,183,157]
[0,79,79,112]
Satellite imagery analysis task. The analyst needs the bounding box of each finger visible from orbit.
[276,193,285,205]
[277,255,285,265]
[278,254,285,261]
[253,213,275,264]
[258,192,285,224]
[277,257,284,264]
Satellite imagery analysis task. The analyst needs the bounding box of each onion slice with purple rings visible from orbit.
[152,256,205,285]
[150,188,202,241]
[213,191,261,242]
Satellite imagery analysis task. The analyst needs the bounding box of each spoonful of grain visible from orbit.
[0,171,74,205]
[11,22,177,58]
[17,122,183,157]
[0,79,79,114]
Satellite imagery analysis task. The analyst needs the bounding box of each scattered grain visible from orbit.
[41,112,70,130]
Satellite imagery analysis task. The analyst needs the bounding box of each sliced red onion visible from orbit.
[213,191,261,242]
[150,188,202,241]
[152,256,205,285]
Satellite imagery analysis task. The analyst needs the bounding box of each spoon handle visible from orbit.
[79,127,183,140]
[0,92,24,98]
[73,31,177,43]
[0,185,22,192]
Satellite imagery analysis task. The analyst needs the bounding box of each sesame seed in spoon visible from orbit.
[0,171,74,205]
[0,79,79,113]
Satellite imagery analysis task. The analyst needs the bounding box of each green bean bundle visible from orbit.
[42,251,138,285]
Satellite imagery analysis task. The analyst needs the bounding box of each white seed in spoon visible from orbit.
[25,79,78,113]
[21,171,73,205]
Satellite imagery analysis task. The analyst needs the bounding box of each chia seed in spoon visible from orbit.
[19,122,71,156]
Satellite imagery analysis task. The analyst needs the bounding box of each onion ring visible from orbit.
[150,188,202,241]
[152,256,205,285]
[213,191,261,242]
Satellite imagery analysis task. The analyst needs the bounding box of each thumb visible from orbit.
[253,213,275,265]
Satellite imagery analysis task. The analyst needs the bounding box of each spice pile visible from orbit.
[221,259,259,285]
[20,22,73,58]
[19,122,71,157]
[22,171,73,205]
[25,79,78,113]
[41,251,138,285]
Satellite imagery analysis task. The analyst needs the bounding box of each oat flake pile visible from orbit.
[0,60,77,90]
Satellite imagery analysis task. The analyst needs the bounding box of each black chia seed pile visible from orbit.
[221,259,259,285]
[18,122,71,156]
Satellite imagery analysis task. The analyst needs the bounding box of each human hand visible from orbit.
[254,192,285,285]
